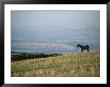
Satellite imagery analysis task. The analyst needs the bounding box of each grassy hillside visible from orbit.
[11,51,100,77]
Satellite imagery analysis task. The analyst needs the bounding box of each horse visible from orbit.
[77,44,89,52]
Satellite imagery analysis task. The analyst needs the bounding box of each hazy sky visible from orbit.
[11,10,100,29]
[11,10,100,43]
[11,10,100,53]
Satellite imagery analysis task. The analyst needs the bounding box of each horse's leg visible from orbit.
[87,49,89,52]
[81,49,83,52]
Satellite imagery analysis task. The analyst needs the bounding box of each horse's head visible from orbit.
[77,44,80,48]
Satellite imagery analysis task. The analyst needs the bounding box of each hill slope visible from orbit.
[11,51,100,77]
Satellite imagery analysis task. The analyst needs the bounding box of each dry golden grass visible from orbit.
[11,51,100,77]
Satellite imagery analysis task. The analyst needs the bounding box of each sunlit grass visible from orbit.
[11,51,100,77]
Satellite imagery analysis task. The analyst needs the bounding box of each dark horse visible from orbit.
[77,44,89,52]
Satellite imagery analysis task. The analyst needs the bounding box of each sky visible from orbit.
[11,10,100,29]
[11,10,100,43]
